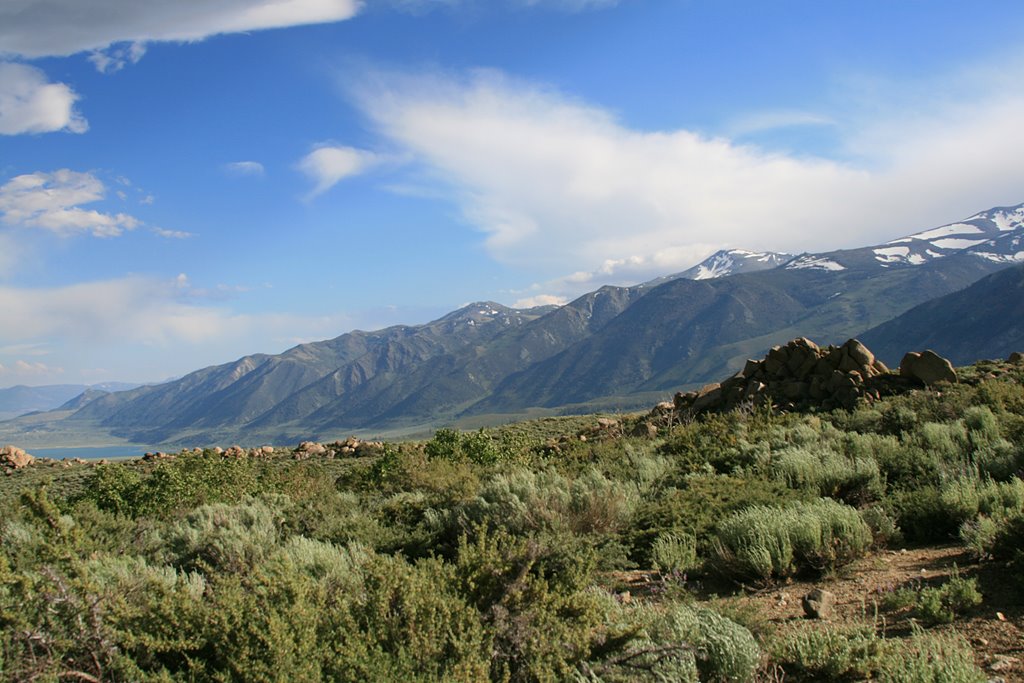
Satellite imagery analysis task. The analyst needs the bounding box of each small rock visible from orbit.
[1008,351,1024,364]
[990,656,1019,673]
[802,588,835,620]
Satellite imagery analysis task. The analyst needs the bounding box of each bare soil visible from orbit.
[611,544,1024,680]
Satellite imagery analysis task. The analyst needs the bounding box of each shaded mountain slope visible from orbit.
[468,253,1001,414]
[859,263,1024,367]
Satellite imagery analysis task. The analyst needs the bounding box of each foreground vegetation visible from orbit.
[3,359,1024,681]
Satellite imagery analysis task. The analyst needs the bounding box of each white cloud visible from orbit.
[511,293,566,308]
[152,227,194,239]
[0,62,87,135]
[0,169,140,237]
[0,0,362,64]
[298,145,377,198]
[225,160,266,177]
[0,274,422,383]
[352,67,1024,298]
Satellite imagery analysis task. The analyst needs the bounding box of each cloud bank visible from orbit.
[0,0,362,73]
[352,68,1024,297]
[0,62,87,135]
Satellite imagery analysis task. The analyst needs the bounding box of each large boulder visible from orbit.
[0,445,34,469]
[900,350,957,386]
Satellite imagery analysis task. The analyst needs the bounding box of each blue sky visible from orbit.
[2,0,1024,386]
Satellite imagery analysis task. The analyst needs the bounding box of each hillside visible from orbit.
[2,347,1023,682]
[0,383,138,421]
[860,262,1024,366]
[0,203,1021,447]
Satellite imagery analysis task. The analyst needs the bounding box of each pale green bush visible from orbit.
[713,498,871,582]
[651,531,699,575]
[163,497,282,573]
[771,623,884,681]
[771,446,882,505]
[655,604,761,683]
[467,467,636,536]
[879,628,986,683]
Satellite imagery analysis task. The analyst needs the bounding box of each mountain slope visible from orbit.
[0,383,137,421]
[859,263,1024,366]
[645,249,793,285]
[784,203,1024,272]
[468,252,1000,414]
[2,203,1021,446]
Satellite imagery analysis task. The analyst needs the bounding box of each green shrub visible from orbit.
[466,467,635,538]
[453,528,609,681]
[712,498,871,582]
[917,568,983,626]
[771,623,884,681]
[770,446,882,505]
[628,474,806,568]
[425,427,509,465]
[162,497,282,573]
[78,454,265,518]
[878,628,986,683]
[650,531,699,576]
[860,505,904,548]
[900,475,1024,543]
[651,604,761,683]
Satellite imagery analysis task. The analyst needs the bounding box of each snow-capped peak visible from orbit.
[671,249,793,282]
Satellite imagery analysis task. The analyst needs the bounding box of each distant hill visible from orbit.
[1,203,1021,447]
[859,263,1024,366]
[0,383,137,421]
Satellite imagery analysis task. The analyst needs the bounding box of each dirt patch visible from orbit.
[610,544,1024,680]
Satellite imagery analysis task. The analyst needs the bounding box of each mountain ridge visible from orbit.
[2,202,1022,446]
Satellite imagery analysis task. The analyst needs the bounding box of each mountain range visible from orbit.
[2,203,1022,447]
[0,383,138,422]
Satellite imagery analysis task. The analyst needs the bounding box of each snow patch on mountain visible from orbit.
[685,249,793,280]
[931,238,987,250]
[785,255,846,271]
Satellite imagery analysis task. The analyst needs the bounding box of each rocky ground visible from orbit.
[614,544,1024,681]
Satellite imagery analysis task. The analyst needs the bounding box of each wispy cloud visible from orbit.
[224,160,266,177]
[298,144,377,198]
[0,274,427,383]
[351,65,1024,298]
[0,170,141,237]
[510,293,566,309]
[88,41,146,73]
[0,359,63,380]
[0,0,362,69]
[0,62,87,135]
[152,227,194,239]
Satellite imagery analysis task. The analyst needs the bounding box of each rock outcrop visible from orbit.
[672,338,893,415]
[656,338,957,423]
[293,437,383,460]
[0,445,34,470]
[899,350,957,386]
